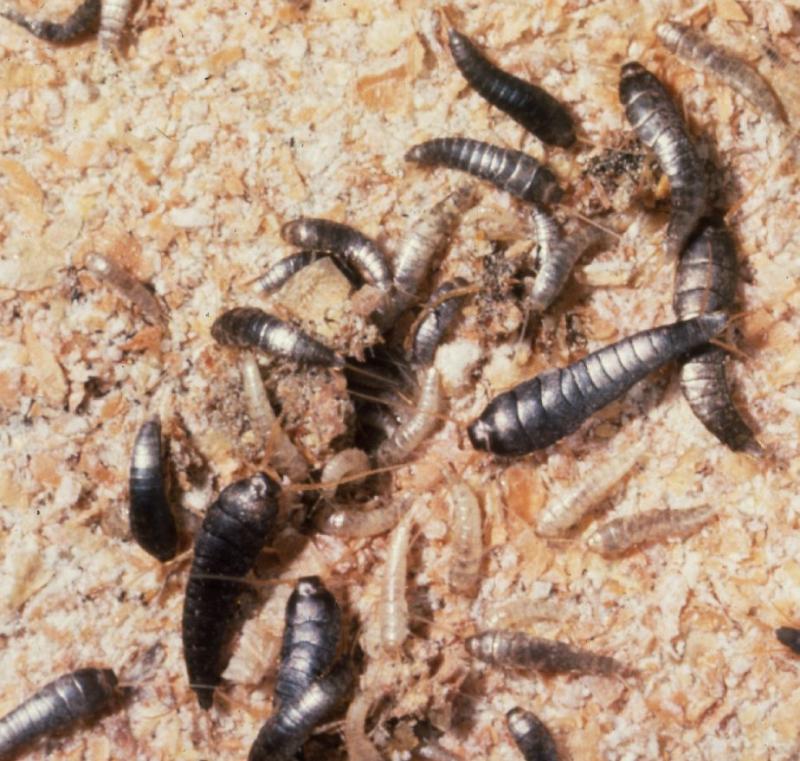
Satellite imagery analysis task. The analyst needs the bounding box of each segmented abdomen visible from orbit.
[506,707,561,761]
[411,278,469,365]
[468,312,727,456]
[98,0,131,49]
[448,29,575,147]
[405,138,563,205]
[0,0,100,43]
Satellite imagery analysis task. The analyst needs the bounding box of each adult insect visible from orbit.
[468,312,728,456]
[0,0,100,43]
[410,279,470,366]
[506,707,561,761]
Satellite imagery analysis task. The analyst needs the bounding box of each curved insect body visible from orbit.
[129,417,178,561]
[275,576,342,708]
[448,29,575,148]
[344,690,382,761]
[254,252,325,294]
[381,516,412,652]
[314,496,411,538]
[656,22,785,122]
[465,630,630,676]
[248,657,354,761]
[674,220,760,454]
[182,473,280,709]
[447,477,483,595]
[211,306,342,367]
[320,448,371,500]
[411,278,470,366]
[468,312,728,456]
[506,707,561,761]
[282,219,392,292]
[0,0,100,43]
[405,138,563,205]
[585,504,714,555]
[98,0,131,49]
[775,627,800,655]
[619,62,708,257]
[0,668,118,758]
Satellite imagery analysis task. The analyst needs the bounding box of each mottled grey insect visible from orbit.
[776,627,800,655]
[0,0,100,43]
[275,576,342,708]
[674,219,761,454]
[619,62,708,257]
[411,278,469,366]
[466,630,630,676]
[448,28,575,147]
[211,307,342,367]
[506,707,561,761]
[129,416,178,562]
[406,138,563,205]
[656,21,785,122]
[468,312,728,456]
[247,657,354,761]
[182,473,280,709]
[254,252,326,293]
[0,668,118,758]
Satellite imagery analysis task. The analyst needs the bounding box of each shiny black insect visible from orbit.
[248,657,354,761]
[406,138,563,205]
[211,307,342,367]
[448,29,575,147]
[0,0,100,43]
[275,576,342,708]
[674,219,760,454]
[129,417,178,562]
[619,62,707,257]
[506,707,561,761]
[182,473,280,709]
[410,278,469,365]
[776,627,800,654]
[468,312,728,456]
[0,668,118,758]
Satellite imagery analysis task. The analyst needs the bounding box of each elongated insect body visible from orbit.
[314,496,411,538]
[656,22,785,122]
[536,440,647,536]
[211,307,342,367]
[482,597,563,629]
[282,219,392,292]
[585,504,714,555]
[320,448,370,499]
[468,312,728,456]
[447,478,482,594]
[674,220,760,453]
[448,29,575,147]
[466,630,629,676]
[182,473,280,709]
[506,708,561,761]
[381,517,412,652]
[776,627,800,655]
[619,62,707,256]
[98,0,131,48]
[344,691,382,761]
[0,0,100,42]
[254,252,324,293]
[376,367,443,466]
[406,139,563,205]
[528,206,595,313]
[393,185,478,311]
[275,577,342,708]
[0,668,117,758]
[411,279,469,366]
[248,657,354,761]
[129,417,178,561]
[85,253,166,326]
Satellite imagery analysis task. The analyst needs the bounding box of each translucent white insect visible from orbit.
[314,496,411,538]
[481,596,564,630]
[585,504,714,555]
[320,448,370,500]
[381,516,413,652]
[344,690,382,761]
[98,0,131,49]
[447,477,482,595]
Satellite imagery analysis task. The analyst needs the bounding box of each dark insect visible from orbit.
[0,668,118,758]
[776,627,800,655]
[248,657,354,761]
[129,417,178,562]
[254,252,326,293]
[275,576,342,708]
[619,61,707,257]
[468,312,728,456]
[674,219,761,454]
[411,278,469,365]
[182,473,280,709]
[211,307,342,367]
[506,707,561,761]
[448,28,575,147]
[0,0,100,43]
[281,218,392,292]
[405,138,563,205]
[466,630,629,676]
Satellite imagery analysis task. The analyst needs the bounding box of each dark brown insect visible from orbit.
[0,0,100,43]
[0,668,118,758]
[619,62,708,257]
[468,312,728,456]
[211,307,342,367]
[448,28,575,147]
[275,576,342,708]
[129,417,178,562]
[776,627,800,654]
[674,219,761,454]
[405,138,563,205]
[182,473,280,709]
[506,707,561,761]
[410,278,469,365]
